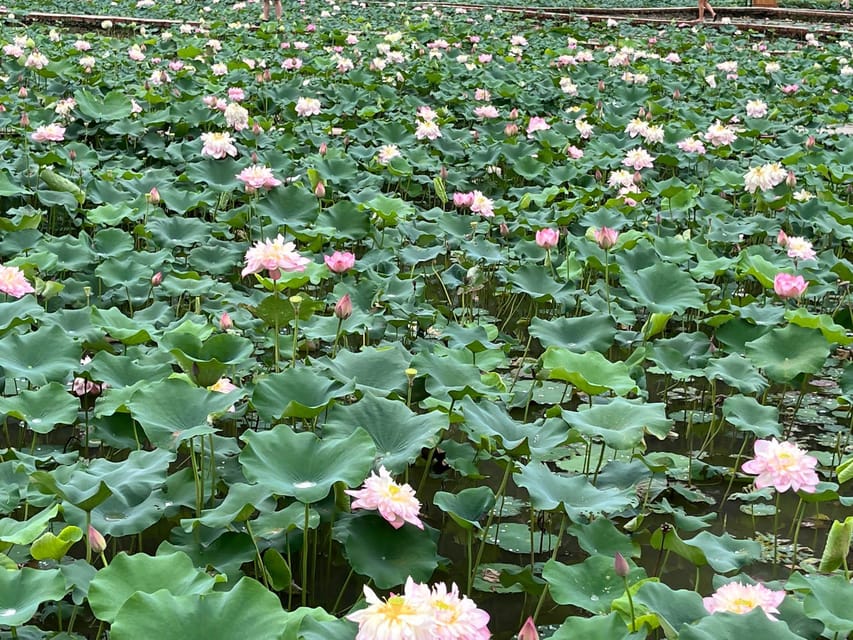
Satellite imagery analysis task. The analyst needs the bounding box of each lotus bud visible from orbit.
[597,80,605,91]
[334,293,352,319]
[637,107,645,118]
[18,86,28,98]
[518,617,539,640]
[594,226,619,250]
[499,222,509,237]
[251,151,259,164]
[440,165,448,180]
[69,149,77,161]
[88,525,106,554]
[646,110,653,120]
[633,171,643,185]
[504,122,519,137]
[806,135,815,148]
[508,108,518,120]
[255,73,264,83]
[263,69,271,82]
[314,181,326,198]
[594,168,603,182]
[151,271,162,286]
[777,229,789,247]
[673,88,681,100]
[786,171,796,188]
[252,122,262,135]
[220,312,233,330]
[20,111,29,127]
[614,552,630,578]
[319,142,328,156]
[147,187,161,204]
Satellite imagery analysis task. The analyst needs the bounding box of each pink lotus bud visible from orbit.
[440,165,448,180]
[18,86,27,98]
[499,222,509,237]
[806,135,815,148]
[255,73,265,83]
[251,151,258,164]
[597,80,605,91]
[319,142,328,156]
[263,69,271,82]
[637,107,646,118]
[252,122,262,135]
[518,617,539,640]
[314,181,326,198]
[151,271,162,286]
[594,226,619,250]
[535,228,559,249]
[508,108,519,120]
[777,229,788,247]
[614,552,630,578]
[594,169,603,182]
[786,171,796,188]
[673,88,681,100]
[147,187,160,204]
[334,293,352,319]
[633,171,643,185]
[20,111,29,127]
[504,123,519,137]
[88,525,106,554]
[69,149,77,161]
[220,312,233,330]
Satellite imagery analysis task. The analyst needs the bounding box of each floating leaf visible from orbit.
[745,325,830,383]
[0,568,68,627]
[433,487,495,530]
[544,555,646,614]
[251,368,354,421]
[542,347,638,397]
[562,398,672,451]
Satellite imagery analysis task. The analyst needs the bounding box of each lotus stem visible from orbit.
[471,459,514,590]
[721,435,751,506]
[532,512,567,622]
[302,501,310,606]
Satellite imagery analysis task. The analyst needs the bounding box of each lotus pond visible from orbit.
[1,3,853,638]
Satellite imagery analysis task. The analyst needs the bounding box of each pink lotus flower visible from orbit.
[209,377,238,394]
[295,97,321,117]
[407,581,491,640]
[746,99,768,118]
[201,131,238,159]
[773,273,808,299]
[526,116,550,136]
[31,124,66,142]
[566,145,584,159]
[88,525,107,554]
[415,119,441,140]
[704,121,738,147]
[622,148,655,171]
[324,250,355,273]
[242,234,309,280]
[334,293,352,319]
[744,162,787,194]
[518,617,539,640]
[781,84,799,94]
[785,236,816,261]
[470,191,494,217]
[703,582,785,620]
[376,144,401,165]
[220,312,233,330]
[227,87,245,102]
[453,192,475,208]
[594,226,619,250]
[0,265,35,298]
[345,466,424,530]
[742,438,819,493]
[347,579,433,640]
[535,228,560,250]
[235,165,281,192]
[677,137,706,155]
[473,105,499,119]
[224,102,249,131]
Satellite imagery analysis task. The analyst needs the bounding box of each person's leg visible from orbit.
[262,0,270,20]
[698,0,706,20]
[705,0,717,19]
[274,0,282,19]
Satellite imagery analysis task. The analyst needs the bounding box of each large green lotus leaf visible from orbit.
[110,577,287,640]
[441,324,501,353]
[569,518,636,558]
[0,297,43,333]
[0,383,79,434]
[74,89,133,121]
[240,426,375,503]
[745,325,830,383]
[160,331,254,387]
[0,169,29,197]
[483,522,557,554]
[620,263,705,315]
[501,264,576,302]
[459,397,540,452]
[562,398,672,451]
[0,460,29,514]
[785,308,853,346]
[88,351,173,388]
[543,555,646,614]
[541,347,638,397]
[0,325,80,385]
[30,466,112,512]
[323,393,445,473]
[334,512,438,589]
[298,617,359,640]
[722,395,781,438]
[0,568,68,627]
[127,379,238,449]
[0,505,59,546]
[88,551,218,623]
[158,531,256,580]
[679,608,803,640]
[410,351,501,401]
[792,573,853,633]
[253,503,320,540]
[185,158,242,191]
[551,612,642,640]
[30,525,83,561]
[687,532,761,573]
[280,607,339,640]
[434,487,495,531]
[315,344,411,397]
[529,315,617,353]
[180,483,276,533]
[705,354,768,395]
[147,215,218,250]
[91,307,154,345]
[251,368,354,421]
[633,582,708,637]
[516,461,637,520]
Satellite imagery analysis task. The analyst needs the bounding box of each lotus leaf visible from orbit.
[543,555,646,614]
[0,568,68,628]
[562,398,672,451]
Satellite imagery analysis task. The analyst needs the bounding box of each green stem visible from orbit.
[246,520,270,590]
[332,568,355,614]
[532,512,567,622]
[471,459,514,590]
[625,575,637,632]
[302,502,310,606]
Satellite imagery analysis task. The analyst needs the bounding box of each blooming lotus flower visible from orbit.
[677,137,706,155]
[295,97,321,117]
[31,124,66,142]
[25,51,49,69]
[201,131,238,159]
[376,144,401,165]
[347,579,433,640]
[743,162,787,194]
[594,226,619,250]
[227,87,245,102]
[209,377,238,394]
[742,438,819,493]
[346,466,424,530]
[703,582,785,620]
[704,121,738,147]
[453,192,475,208]
[535,228,560,249]
[526,116,550,136]
[0,265,35,298]
[242,234,309,280]
[785,236,816,261]
[622,148,655,171]
[746,99,768,118]
[773,273,808,299]
[235,165,281,192]
[415,119,441,140]
[473,105,499,119]
[407,581,491,640]
[324,250,355,273]
[470,191,494,217]
[224,102,249,131]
